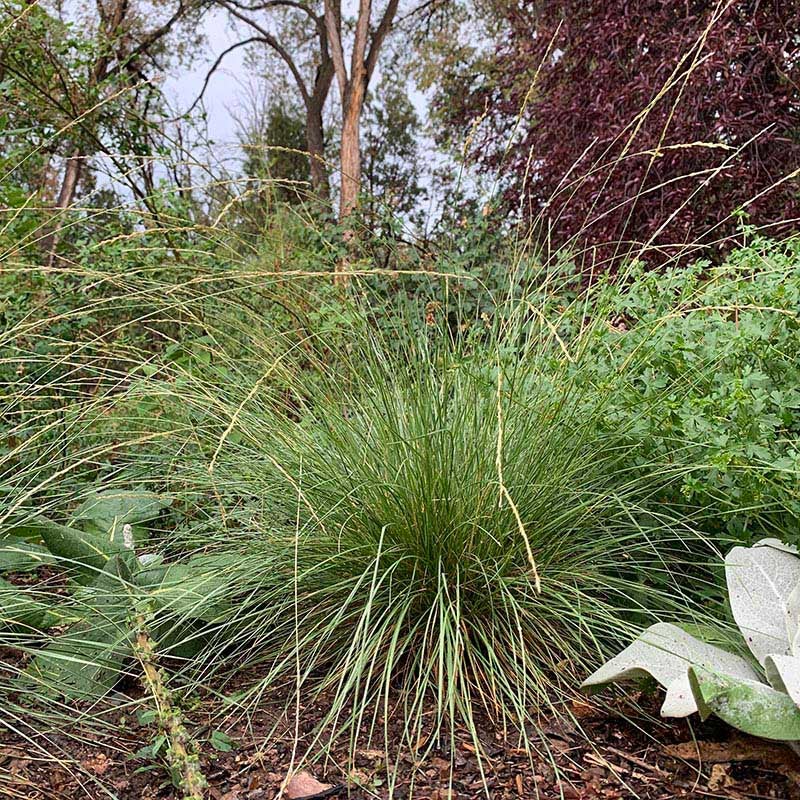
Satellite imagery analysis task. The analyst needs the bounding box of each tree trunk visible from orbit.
[307,25,334,202]
[334,83,366,285]
[41,149,83,267]
[55,151,83,214]
[339,81,365,220]
[306,100,329,200]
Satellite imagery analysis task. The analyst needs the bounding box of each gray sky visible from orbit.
[165,8,249,150]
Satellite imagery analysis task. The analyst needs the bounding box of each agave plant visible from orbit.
[583,538,800,743]
[0,490,235,699]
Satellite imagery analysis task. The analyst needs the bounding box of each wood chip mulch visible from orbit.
[2,689,799,800]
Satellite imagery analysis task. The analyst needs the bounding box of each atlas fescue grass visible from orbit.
[84,293,715,758]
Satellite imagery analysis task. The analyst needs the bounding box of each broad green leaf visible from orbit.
[98,550,138,584]
[26,515,120,576]
[72,491,170,540]
[788,583,800,656]
[151,552,237,623]
[29,570,135,700]
[150,619,207,659]
[69,553,139,619]
[689,667,800,741]
[0,577,60,630]
[28,621,131,700]
[754,539,799,556]
[2,522,55,543]
[27,553,142,698]
[725,539,800,664]
[582,622,759,717]
[134,554,167,589]
[209,730,236,752]
[0,537,54,573]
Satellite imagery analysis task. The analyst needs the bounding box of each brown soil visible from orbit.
[2,688,799,800]
[2,571,798,798]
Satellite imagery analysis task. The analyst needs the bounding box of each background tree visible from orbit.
[362,79,426,228]
[237,93,311,231]
[212,0,432,228]
[205,0,334,200]
[323,0,403,220]
[437,0,800,268]
[1,0,201,261]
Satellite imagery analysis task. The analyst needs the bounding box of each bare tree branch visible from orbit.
[184,36,266,116]
[103,1,191,80]
[223,0,318,23]
[323,0,347,99]
[394,0,444,27]
[217,0,311,102]
[351,0,372,83]
[365,0,401,83]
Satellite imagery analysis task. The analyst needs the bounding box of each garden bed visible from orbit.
[3,689,798,799]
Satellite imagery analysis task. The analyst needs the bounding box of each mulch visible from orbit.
[2,567,798,798]
[2,687,799,800]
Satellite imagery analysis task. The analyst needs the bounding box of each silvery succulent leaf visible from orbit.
[765,654,800,708]
[754,539,800,556]
[582,622,759,717]
[788,583,800,656]
[726,539,800,665]
[689,666,800,741]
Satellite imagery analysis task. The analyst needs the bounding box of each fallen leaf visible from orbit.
[664,739,784,763]
[284,770,332,799]
[348,768,371,786]
[82,753,111,775]
[48,767,69,791]
[430,756,450,777]
[665,740,800,788]
[571,699,599,719]
[708,763,735,792]
[356,748,385,760]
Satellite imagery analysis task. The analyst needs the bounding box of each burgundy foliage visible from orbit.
[441,0,800,267]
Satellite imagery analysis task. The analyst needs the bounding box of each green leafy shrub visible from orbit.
[550,236,800,542]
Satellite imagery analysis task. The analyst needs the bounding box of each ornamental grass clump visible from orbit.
[140,322,713,748]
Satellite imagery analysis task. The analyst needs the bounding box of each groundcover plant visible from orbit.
[584,538,800,747]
